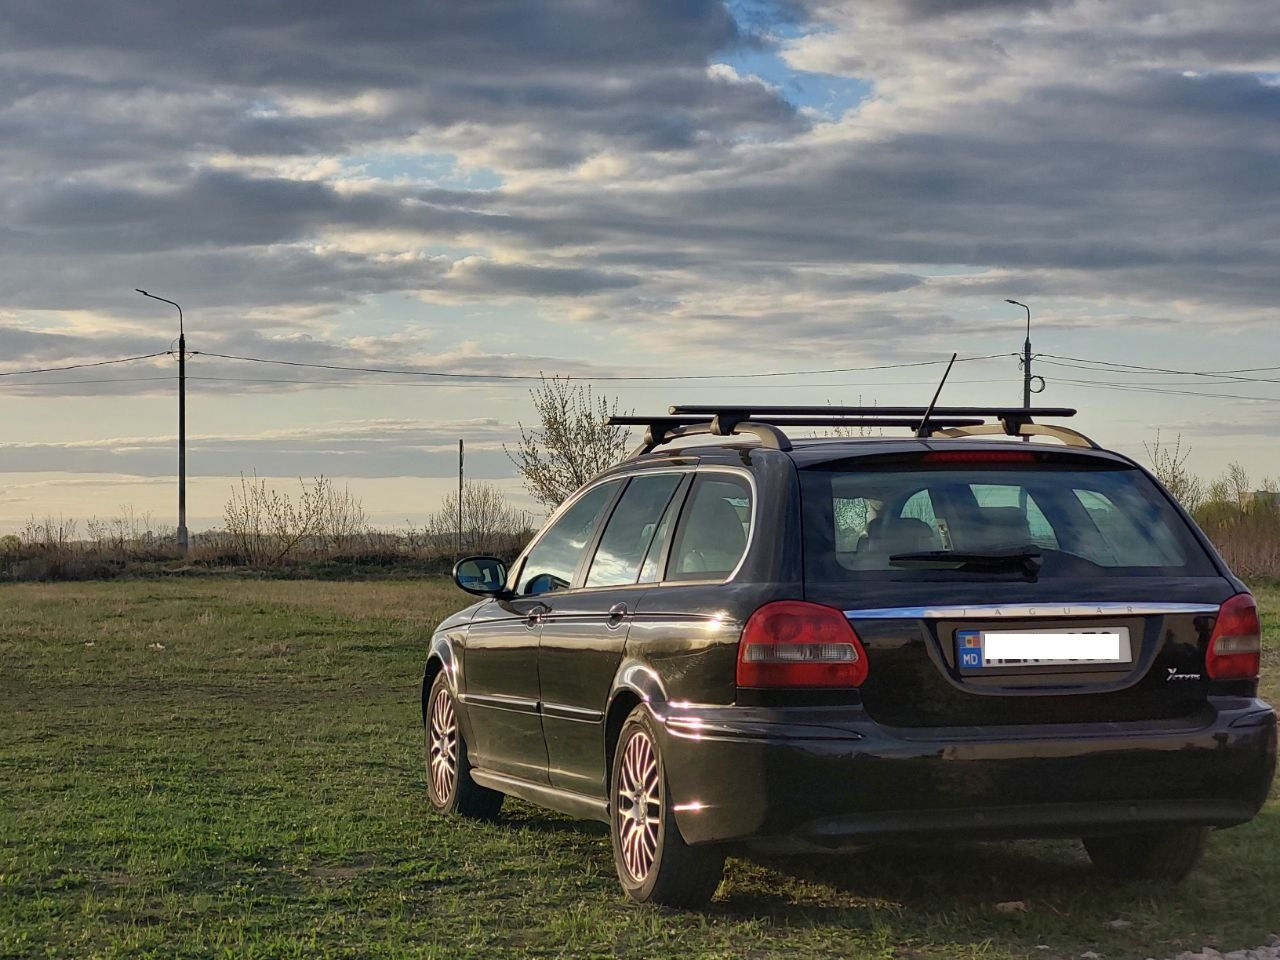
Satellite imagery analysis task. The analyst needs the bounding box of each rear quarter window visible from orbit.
[667,474,753,581]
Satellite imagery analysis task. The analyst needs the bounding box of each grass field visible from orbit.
[2,578,1277,960]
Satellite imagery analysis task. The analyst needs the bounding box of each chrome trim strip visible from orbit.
[459,693,541,715]
[541,702,603,723]
[844,603,1221,620]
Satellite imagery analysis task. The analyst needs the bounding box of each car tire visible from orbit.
[1083,826,1209,882]
[425,672,503,819]
[610,706,725,907]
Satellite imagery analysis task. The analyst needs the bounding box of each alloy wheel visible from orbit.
[429,687,459,803]
[616,728,661,882]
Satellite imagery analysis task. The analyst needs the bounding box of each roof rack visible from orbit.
[608,405,1096,457]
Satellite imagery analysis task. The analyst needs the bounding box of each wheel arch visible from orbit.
[421,634,458,725]
[604,662,668,778]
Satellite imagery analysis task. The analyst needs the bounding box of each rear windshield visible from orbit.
[800,459,1217,581]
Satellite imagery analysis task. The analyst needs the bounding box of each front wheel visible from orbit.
[610,706,725,907]
[1083,827,1208,882]
[425,673,503,819]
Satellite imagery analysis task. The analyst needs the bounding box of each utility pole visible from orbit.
[457,438,464,557]
[137,289,189,553]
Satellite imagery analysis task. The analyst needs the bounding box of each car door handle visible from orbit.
[606,602,628,628]
[525,603,549,628]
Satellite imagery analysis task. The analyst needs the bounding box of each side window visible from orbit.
[667,474,753,582]
[834,497,874,554]
[638,480,685,583]
[1072,488,1186,566]
[900,489,938,526]
[873,488,943,553]
[516,481,619,595]
[585,474,683,588]
[967,483,1059,550]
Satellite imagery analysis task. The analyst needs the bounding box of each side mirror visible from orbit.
[452,555,509,597]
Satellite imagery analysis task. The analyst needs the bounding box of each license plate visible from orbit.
[955,627,1131,670]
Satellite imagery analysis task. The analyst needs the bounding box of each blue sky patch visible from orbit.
[720,0,870,119]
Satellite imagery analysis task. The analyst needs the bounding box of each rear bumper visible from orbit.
[655,698,1277,847]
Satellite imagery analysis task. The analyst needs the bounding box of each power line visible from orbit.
[8,347,1280,405]
[0,352,171,378]
[1048,376,1280,403]
[0,375,177,387]
[1038,354,1280,384]
[1035,358,1280,385]
[188,349,1016,382]
[182,374,1015,390]
[1047,353,1280,375]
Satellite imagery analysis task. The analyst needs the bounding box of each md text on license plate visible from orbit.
[955,627,1132,670]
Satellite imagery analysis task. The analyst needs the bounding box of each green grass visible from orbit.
[2,578,1277,960]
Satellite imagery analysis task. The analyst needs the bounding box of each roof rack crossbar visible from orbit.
[609,415,985,429]
[611,406,1094,458]
[669,405,1077,418]
[668,405,1080,446]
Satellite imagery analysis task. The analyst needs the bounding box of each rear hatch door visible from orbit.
[798,447,1234,727]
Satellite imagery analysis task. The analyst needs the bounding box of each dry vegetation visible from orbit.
[1147,433,1280,580]
[0,476,534,582]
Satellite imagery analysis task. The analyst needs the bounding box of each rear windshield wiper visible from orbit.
[889,549,1042,577]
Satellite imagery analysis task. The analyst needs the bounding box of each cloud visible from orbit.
[447,259,642,297]
[5,0,1278,332]
[0,417,523,478]
[3,0,1280,487]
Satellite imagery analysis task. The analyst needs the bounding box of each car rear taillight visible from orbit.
[1206,593,1262,680]
[736,600,869,688]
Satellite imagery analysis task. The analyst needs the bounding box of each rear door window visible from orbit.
[803,460,1214,581]
[585,473,683,588]
[667,474,753,581]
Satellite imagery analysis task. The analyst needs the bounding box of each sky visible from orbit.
[1,0,1279,533]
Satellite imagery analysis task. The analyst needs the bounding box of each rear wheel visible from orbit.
[1083,827,1208,882]
[610,706,725,907]
[425,673,503,819]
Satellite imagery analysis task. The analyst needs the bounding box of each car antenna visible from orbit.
[915,352,958,438]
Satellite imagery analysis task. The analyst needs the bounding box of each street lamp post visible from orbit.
[136,289,188,554]
[1005,298,1033,409]
[1005,299,1034,443]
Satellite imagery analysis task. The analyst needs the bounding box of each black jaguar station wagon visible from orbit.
[422,405,1276,906]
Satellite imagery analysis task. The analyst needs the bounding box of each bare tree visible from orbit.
[86,506,173,552]
[425,481,531,556]
[506,376,631,507]
[223,474,270,564]
[311,476,369,553]
[1225,462,1252,507]
[1143,431,1204,510]
[815,397,882,438]
[21,515,79,551]
[223,474,367,564]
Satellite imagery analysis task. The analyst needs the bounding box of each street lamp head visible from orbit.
[136,288,148,296]
[1004,298,1017,305]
